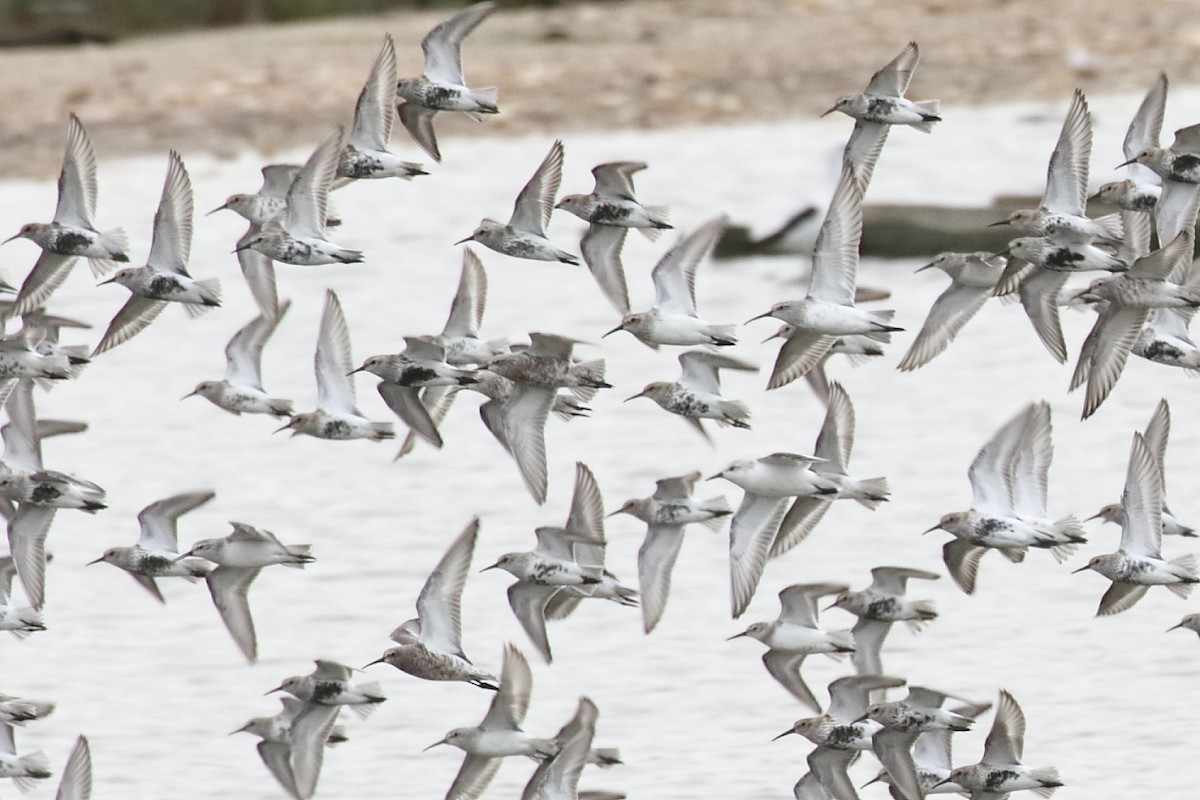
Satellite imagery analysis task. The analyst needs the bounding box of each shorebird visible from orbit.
[1093,72,1167,213]
[338,34,426,182]
[827,566,939,676]
[233,697,343,800]
[365,518,498,689]
[184,300,293,418]
[626,349,754,441]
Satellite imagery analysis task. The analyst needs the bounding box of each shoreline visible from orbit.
[0,0,1197,178]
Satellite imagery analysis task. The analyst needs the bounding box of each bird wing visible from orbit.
[637,523,685,634]
[421,1,495,85]
[446,754,502,800]
[872,729,923,800]
[1016,267,1069,364]
[1079,304,1147,420]
[808,165,864,304]
[807,746,859,800]
[256,741,301,800]
[778,583,845,627]
[226,301,290,389]
[849,618,889,677]
[1118,432,1163,558]
[864,41,919,96]
[55,736,92,800]
[1096,581,1150,617]
[12,252,77,318]
[480,642,532,730]
[1041,90,1091,217]
[942,539,986,595]
[349,34,397,150]
[54,114,99,228]
[678,349,754,394]
[207,566,261,663]
[654,472,699,500]
[763,650,818,711]
[289,702,341,800]
[650,215,727,316]
[7,504,57,609]
[581,224,630,316]
[136,490,215,551]
[416,517,479,658]
[1006,401,1051,519]
[506,581,558,663]
[398,103,441,163]
[1123,72,1167,185]
[92,296,169,357]
[147,151,194,274]
[980,690,1025,765]
[814,381,855,470]
[315,290,358,415]
[235,242,280,320]
[729,493,788,618]
[842,121,890,189]
[502,385,555,505]
[509,140,564,236]
[897,278,991,372]
[286,129,343,240]
[377,383,444,449]
[443,248,488,338]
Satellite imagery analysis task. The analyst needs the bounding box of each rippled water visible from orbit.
[3,88,1200,800]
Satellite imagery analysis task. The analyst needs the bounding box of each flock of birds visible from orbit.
[3,2,1200,799]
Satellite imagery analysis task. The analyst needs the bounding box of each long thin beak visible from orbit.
[915,261,937,273]
[987,220,1010,228]
[853,714,868,724]
[86,556,105,566]
[97,277,116,286]
[1116,158,1136,168]
[822,601,838,611]
[726,631,748,641]
[601,324,623,338]
[1070,565,1091,574]
[181,389,198,400]
[229,724,251,735]
[479,563,500,573]
[174,550,196,561]
[2,233,21,245]
[206,204,229,216]
[423,739,449,751]
[820,107,837,117]
[454,236,473,245]
[362,657,387,669]
[232,244,253,254]
[705,473,722,481]
[992,249,1011,259]
[1084,512,1103,522]
[346,367,367,376]
[1167,623,1185,632]
[264,685,284,696]
[922,525,940,535]
[605,509,624,518]
[623,391,646,403]
[861,775,883,789]
[744,311,773,325]
[272,421,293,434]
[772,729,796,741]
[931,779,951,789]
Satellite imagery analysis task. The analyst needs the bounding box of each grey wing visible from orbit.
[1171,122,1200,153]
[136,489,216,551]
[286,128,342,240]
[8,504,57,609]
[678,349,754,393]
[92,296,169,356]
[1017,267,1069,364]
[207,566,261,663]
[446,754,502,800]
[842,121,889,189]
[814,381,854,469]
[507,582,558,663]
[650,215,727,316]
[581,224,630,315]
[479,398,509,451]
[808,164,864,304]
[807,746,860,800]
[872,729,922,800]
[980,690,1025,765]
[1124,73,1167,180]
[779,583,846,627]
[55,735,92,800]
[396,386,457,459]
[1096,581,1150,616]
[942,539,986,595]
[1118,433,1163,558]
[768,329,837,389]
[226,300,290,389]
[260,164,302,199]
[503,385,555,505]
[130,573,165,604]
[3,379,41,472]
[12,252,77,317]
[416,518,478,657]
[312,660,353,681]
[378,383,444,449]
[1080,305,1148,420]
[54,114,99,228]
[421,0,496,85]
[826,675,906,722]
[509,140,564,236]
[350,34,397,150]
[1154,180,1200,248]
[542,588,584,621]
[769,496,833,560]
[257,741,302,800]
[1006,401,1051,519]
[896,281,990,372]
[868,567,939,594]
[398,103,441,163]
[290,702,341,800]
[235,241,280,319]
[653,472,699,500]
[591,161,646,198]
[794,771,832,800]
[315,290,357,414]
[637,524,685,633]
[147,151,194,274]
[1042,90,1091,217]
[728,493,787,618]
[443,248,487,338]
[565,463,605,542]
[1142,399,1170,490]
[480,642,532,729]
[864,41,919,96]
[850,618,890,676]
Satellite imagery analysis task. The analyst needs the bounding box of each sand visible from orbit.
[1,0,1198,177]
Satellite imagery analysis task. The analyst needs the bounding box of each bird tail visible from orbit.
[268,397,294,417]
[904,599,938,632]
[708,324,737,346]
[828,628,856,653]
[10,609,45,639]
[1169,553,1199,593]
[87,228,130,276]
[469,86,499,112]
[336,248,365,264]
[636,205,673,241]
[1030,768,1063,795]
[914,99,941,128]
[370,421,396,441]
[1052,515,1088,543]
[852,477,890,509]
[870,309,903,332]
[718,400,751,429]
[590,747,623,767]
[283,545,315,568]
[13,751,51,788]
[701,495,732,530]
[570,359,609,398]
[184,279,222,318]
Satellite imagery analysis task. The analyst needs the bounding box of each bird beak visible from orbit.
[1,233,21,245]
[601,324,624,338]
[229,724,252,735]
[726,630,748,641]
[206,203,229,216]
[264,685,284,696]
[623,390,647,403]
[931,779,951,789]
[1116,158,1136,169]
[922,525,940,535]
[1084,511,1105,522]
[97,277,116,286]
[173,550,196,561]
[705,473,722,481]
[987,220,1010,228]
[771,729,796,741]
[915,260,938,273]
[479,562,500,573]
[744,311,773,325]
[992,248,1011,259]
[1070,565,1091,574]
[86,556,105,566]
[605,508,624,518]
[454,236,473,245]
[822,601,838,611]
[1167,623,1185,632]
[820,106,837,117]
[860,775,883,789]
[346,366,367,376]
[272,420,294,434]
[853,714,868,724]
[423,738,449,751]
[181,389,199,400]
[362,657,387,669]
